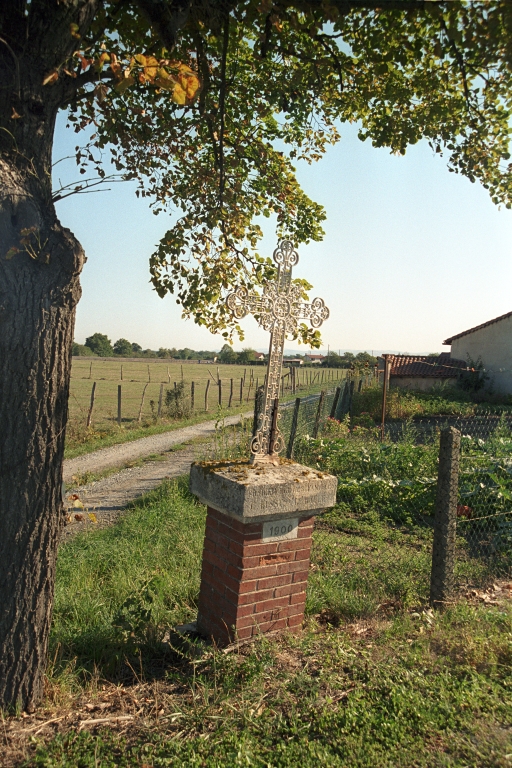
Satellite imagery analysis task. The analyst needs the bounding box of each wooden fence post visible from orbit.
[430,427,460,609]
[240,378,244,403]
[138,382,149,422]
[120,364,123,381]
[117,384,122,425]
[380,355,390,441]
[167,366,170,384]
[286,398,301,459]
[86,382,96,427]
[205,379,210,411]
[89,361,93,380]
[191,381,195,412]
[158,383,164,418]
[229,378,233,408]
[218,379,222,406]
[181,364,184,381]
[330,387,341,418]
[312,390,326,438]
[147,364,151,382]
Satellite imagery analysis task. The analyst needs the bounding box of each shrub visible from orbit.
[164,381,190,419]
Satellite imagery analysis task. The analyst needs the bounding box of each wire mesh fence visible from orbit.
[283,398,512,580]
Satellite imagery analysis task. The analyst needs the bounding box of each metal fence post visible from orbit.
[430,427,461,609]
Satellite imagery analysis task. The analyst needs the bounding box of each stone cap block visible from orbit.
[190,459,337,522]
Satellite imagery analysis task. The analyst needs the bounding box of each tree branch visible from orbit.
[135,0,191,51]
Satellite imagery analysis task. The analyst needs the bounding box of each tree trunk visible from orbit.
[0,126,84,709]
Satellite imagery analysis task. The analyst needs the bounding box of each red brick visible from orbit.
[259,551,294,567]
[219,547,244,568]
[297,527,314,539]
[287,603,306,619]
[276,539,305,553]
[290,591,307,606]
[299,515,315,526]
[270,560,308,576]
[200,560,214,578]
[235,603,254,619]
[236,611,283,630]
[294,547,312,562]
[274,581,303,598]
[211,569,241,596]
[237,588,273,605]
[244,541,280,557]
[205,529,231,551]
[250,618,288,634]
[204,538,218,554]
[292,570,309,584]
[234,626,253,640]
[242,564,280,580]
[228,539,244,556]
[254,596,291,614]
[203,550,229,572]
[237,579,258,594]
[256,573,292,591]
[287,613,304,628]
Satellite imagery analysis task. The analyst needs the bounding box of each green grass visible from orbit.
[19,479,511,767]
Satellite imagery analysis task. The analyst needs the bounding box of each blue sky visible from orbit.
[53,112,512,355]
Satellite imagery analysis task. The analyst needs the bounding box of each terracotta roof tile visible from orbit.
[443,310,512,345]
[384,353,467,378]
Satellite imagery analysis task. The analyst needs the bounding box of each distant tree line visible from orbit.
[73,338,379,368]
[72,335,259,362]
[321,352,378,369]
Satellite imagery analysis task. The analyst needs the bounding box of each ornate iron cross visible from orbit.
[226,240,329,463]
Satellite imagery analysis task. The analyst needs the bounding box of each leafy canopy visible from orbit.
[85,333,114,357]
[56,1,512,346]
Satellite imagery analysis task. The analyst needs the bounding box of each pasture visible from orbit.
[67,358,343,457]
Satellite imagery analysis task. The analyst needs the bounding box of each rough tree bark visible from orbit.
[0,0,188,712]
[0,2,89,711]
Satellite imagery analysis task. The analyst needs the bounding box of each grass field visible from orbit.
[8,477,510,767]
[66,359,344,458]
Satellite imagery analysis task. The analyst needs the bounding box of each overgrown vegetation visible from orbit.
[7,479,510,766]
[352,383,512,422]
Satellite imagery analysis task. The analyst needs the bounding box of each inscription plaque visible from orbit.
[262,518,299,542]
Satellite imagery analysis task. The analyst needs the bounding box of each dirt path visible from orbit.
[63,413,250,482]
[62,413,251,539]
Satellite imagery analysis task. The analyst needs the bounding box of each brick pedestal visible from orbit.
[189,459,337,647]
[197,507,314,644]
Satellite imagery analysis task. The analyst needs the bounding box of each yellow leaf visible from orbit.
[70,22,80,39]
[172,82,187,105]
[42,70,59,86]
[134,54,147,66]
[145,56,159,79]
[88,512,98,523]
[73,499,84,509]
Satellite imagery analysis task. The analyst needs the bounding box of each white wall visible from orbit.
[449,315,512,394]
[390,376,458,392]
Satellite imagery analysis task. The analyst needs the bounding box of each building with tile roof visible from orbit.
[381,353,467,391]
[443,311,512,394]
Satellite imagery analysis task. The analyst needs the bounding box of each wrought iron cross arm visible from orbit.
[296,297,330,328]
[226,287,266,320]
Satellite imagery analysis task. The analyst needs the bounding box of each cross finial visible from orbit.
[226,239,329,463]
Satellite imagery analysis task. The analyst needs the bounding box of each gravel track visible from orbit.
[62,413,251,539]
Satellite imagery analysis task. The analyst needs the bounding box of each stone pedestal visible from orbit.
[190,460,337,645]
